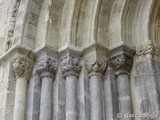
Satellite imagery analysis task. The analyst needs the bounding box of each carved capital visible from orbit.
[60,56,83,77]
[109,54,133,76]
[36,57,58,78]
[136,41,160,56]
[12,57,33,80]
[85,55,107,77]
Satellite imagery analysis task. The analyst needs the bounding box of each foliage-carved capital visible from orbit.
[136,41,160,56]
[85,54,107,76]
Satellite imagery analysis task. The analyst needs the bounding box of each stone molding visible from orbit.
[12,56,33,80]
[36,57,58,78]
[0,45,35,64]
[8,1,19,37]
[109,54,133,76]
[60,55,82,77]
[136,41,160,56]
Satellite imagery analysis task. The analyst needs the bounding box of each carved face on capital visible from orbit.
[109,54,133,74]
[62,56,70,66]
[12,57,25,77]
[73,58,80,66]
[12,57,32,79]
[115,55,125,66]
[36,57,57,75]
[60,56,82,76]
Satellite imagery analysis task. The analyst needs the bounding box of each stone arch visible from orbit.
[122,0,158,46]
[150,0,160,45]
[59,0,81,47]
[13,0,43,49]
[108,0,126,49]
[96,0,114,48]
[77,0,103,48]
[37,0,65,49]
[75,0,113,49]
[35,0,65,49]
[25,0,113,49]
[18,0,66,50]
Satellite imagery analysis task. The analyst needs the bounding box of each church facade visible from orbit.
[0,0,160,120]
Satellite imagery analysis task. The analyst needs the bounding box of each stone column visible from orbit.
[12,56,33,120]
[60,56,82,120]
[135,41,160,117]
[109,45,134,120]
[84,43,107,120]
[36,57,57,120]
[86,56,107,120]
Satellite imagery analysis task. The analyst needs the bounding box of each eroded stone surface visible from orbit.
[0,1,160,120]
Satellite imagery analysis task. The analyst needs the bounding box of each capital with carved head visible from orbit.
[12,56,33,80]
[60,56,82,77]
[109,44,135,76]
[109,54,133,76]
[36,57,58,78]
[59,45,83,78]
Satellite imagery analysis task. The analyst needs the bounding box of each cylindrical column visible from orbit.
[36,57,57,120]
[12,57,33,120]
[109,54,133,120]
[104,67,115,120]
[39,75,53,120]
[13,78,28,120]
[89,75,103,120]
[60,56,82,120]
[66,75,78,120]
[117,74,131,119]
[86,55,107,120]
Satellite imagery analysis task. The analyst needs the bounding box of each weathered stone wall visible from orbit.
[0,0,160,120]
[0,62,12,119]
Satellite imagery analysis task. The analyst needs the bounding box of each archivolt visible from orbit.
[122,0,160,46]
[149,0,160,45]
[108,0,126,49]
[23,0,160,49]
[74,0,113,48]
[59,0,104,48]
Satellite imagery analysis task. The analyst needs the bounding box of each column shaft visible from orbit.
[66,75,78,120]
[13,78,28,120]
[90,75,103,120]
[109,47,134,120]
[39,76,53,120]
[84,44,107,120]
[36,57,57,120]
[59,48,82,120]
[12,56,33,120]
[104,73,113,120]
[117,74,132,119]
